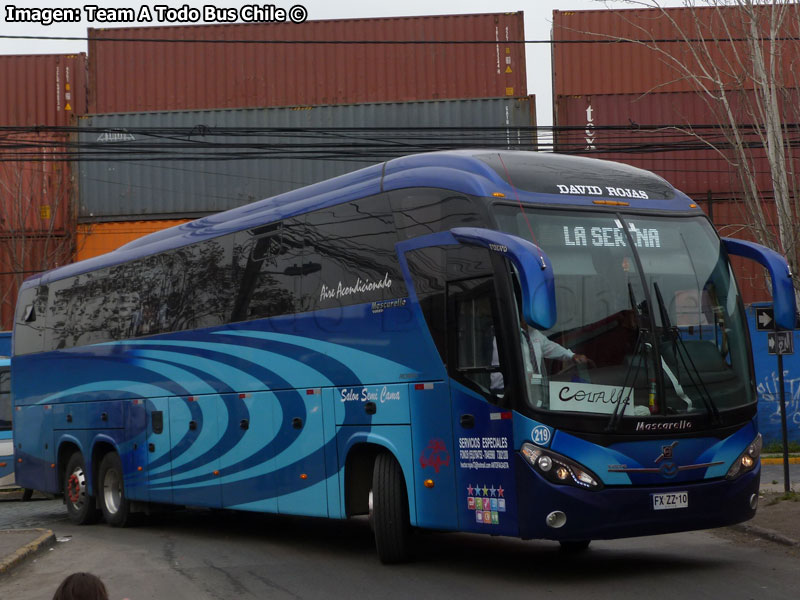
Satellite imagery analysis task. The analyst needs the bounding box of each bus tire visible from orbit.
[559,539,591,553]
[98,452,132,527]
[372,452,412,564]
[64,452,99,525]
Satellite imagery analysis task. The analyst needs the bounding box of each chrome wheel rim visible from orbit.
[67,467,87,510]
[103,468,122,515]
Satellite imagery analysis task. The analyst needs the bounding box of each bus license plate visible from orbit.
[652,492,688,510]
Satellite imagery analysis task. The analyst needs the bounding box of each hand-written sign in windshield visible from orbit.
[562,224,661,249]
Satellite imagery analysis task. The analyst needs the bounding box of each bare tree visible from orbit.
[559,0,800,302]
[0,134,76,330]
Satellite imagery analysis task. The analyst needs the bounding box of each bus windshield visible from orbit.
[493,207,753,422]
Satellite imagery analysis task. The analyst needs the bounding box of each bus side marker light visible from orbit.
[0,462,6,467]
[138,466,143,471]
[18,458,22,463]
[424,479,435,489]
[51,464,55,469]
[592,200,630,206]
[239,393,251,399]
[300,473,308,480]
[492,192,506,198]
[213,470,220,476]
[414,383,434,390]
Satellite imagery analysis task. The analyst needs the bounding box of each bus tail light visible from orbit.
[521,443,603,490]
[726,433,762,480]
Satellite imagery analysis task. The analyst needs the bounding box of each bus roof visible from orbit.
[26,150,696,288]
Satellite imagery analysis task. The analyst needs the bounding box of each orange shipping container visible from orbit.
[0,54,87,126]
[76,220,192,261]
[88,13,527,113]
[553,5,800,96]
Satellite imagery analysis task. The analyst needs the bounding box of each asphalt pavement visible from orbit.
[0,458,798,578]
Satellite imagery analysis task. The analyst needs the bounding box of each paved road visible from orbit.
[0,496,798,600]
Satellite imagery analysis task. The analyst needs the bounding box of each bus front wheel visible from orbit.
[371,452,412,564]
[64,453,99,525]
[98,452,132,527]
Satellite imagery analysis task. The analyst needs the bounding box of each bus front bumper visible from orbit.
[516,457,760,541]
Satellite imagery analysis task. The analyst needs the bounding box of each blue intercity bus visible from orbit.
[11,151,796,562]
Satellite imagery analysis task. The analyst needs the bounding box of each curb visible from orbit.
[762,457,800,465]
[730,522,800,548]
[0,529,56,577]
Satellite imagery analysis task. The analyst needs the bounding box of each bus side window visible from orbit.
[405,247,447,362]
[0,368,10,430]
[389,189,484,241]
[14,285,48,355]
[231,218,304,322]
[448,276,503,397]
[304,196,405,312]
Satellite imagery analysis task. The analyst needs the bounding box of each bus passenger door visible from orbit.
[274,389,328,517]
[447,273,519,536]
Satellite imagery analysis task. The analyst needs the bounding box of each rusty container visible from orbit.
[0,54,87,126]
[88,12,527,113]
[0,133,73,235]
[554,91,779,197]
[552,5,800,96]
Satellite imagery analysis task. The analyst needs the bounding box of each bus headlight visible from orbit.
[521,443,603,490]
[725,433,762,480]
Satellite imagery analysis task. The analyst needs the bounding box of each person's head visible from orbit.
[52,572,109,600]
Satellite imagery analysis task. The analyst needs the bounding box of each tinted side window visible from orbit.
[0,367,10,430]
[15,285,48,355]
[390,189,484,240]
[304,195,406,311]
[232,219,305,321]
[405,247,446,363]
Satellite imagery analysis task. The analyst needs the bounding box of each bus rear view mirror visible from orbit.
[450,227,557,330]
[722,238,797,330]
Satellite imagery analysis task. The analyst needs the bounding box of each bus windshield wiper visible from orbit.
[606,283,651,432]
[652,281,720,422]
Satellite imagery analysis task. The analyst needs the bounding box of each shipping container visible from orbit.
[88,12,526,113]
[552,5,800,96]
[554,92,793,197]
[0,133,74,235]
[77,95,536,220]
[76,219,192,261]
[0,235,73,330]
[0,54,87,126]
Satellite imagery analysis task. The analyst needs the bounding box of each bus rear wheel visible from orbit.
[98,452,132,527]
[64,452,99,525]
[371,452,412,564]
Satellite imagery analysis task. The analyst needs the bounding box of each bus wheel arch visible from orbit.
[344,443,384,517]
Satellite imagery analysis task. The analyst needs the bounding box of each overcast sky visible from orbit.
[0,0,686,126]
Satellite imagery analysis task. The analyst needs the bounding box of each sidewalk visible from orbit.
[0,528,54,577]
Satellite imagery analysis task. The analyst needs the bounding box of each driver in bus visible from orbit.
[490,283,590,395]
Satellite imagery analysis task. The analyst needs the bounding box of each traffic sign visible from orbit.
[756,307,774,331]
[768,331,794,355]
